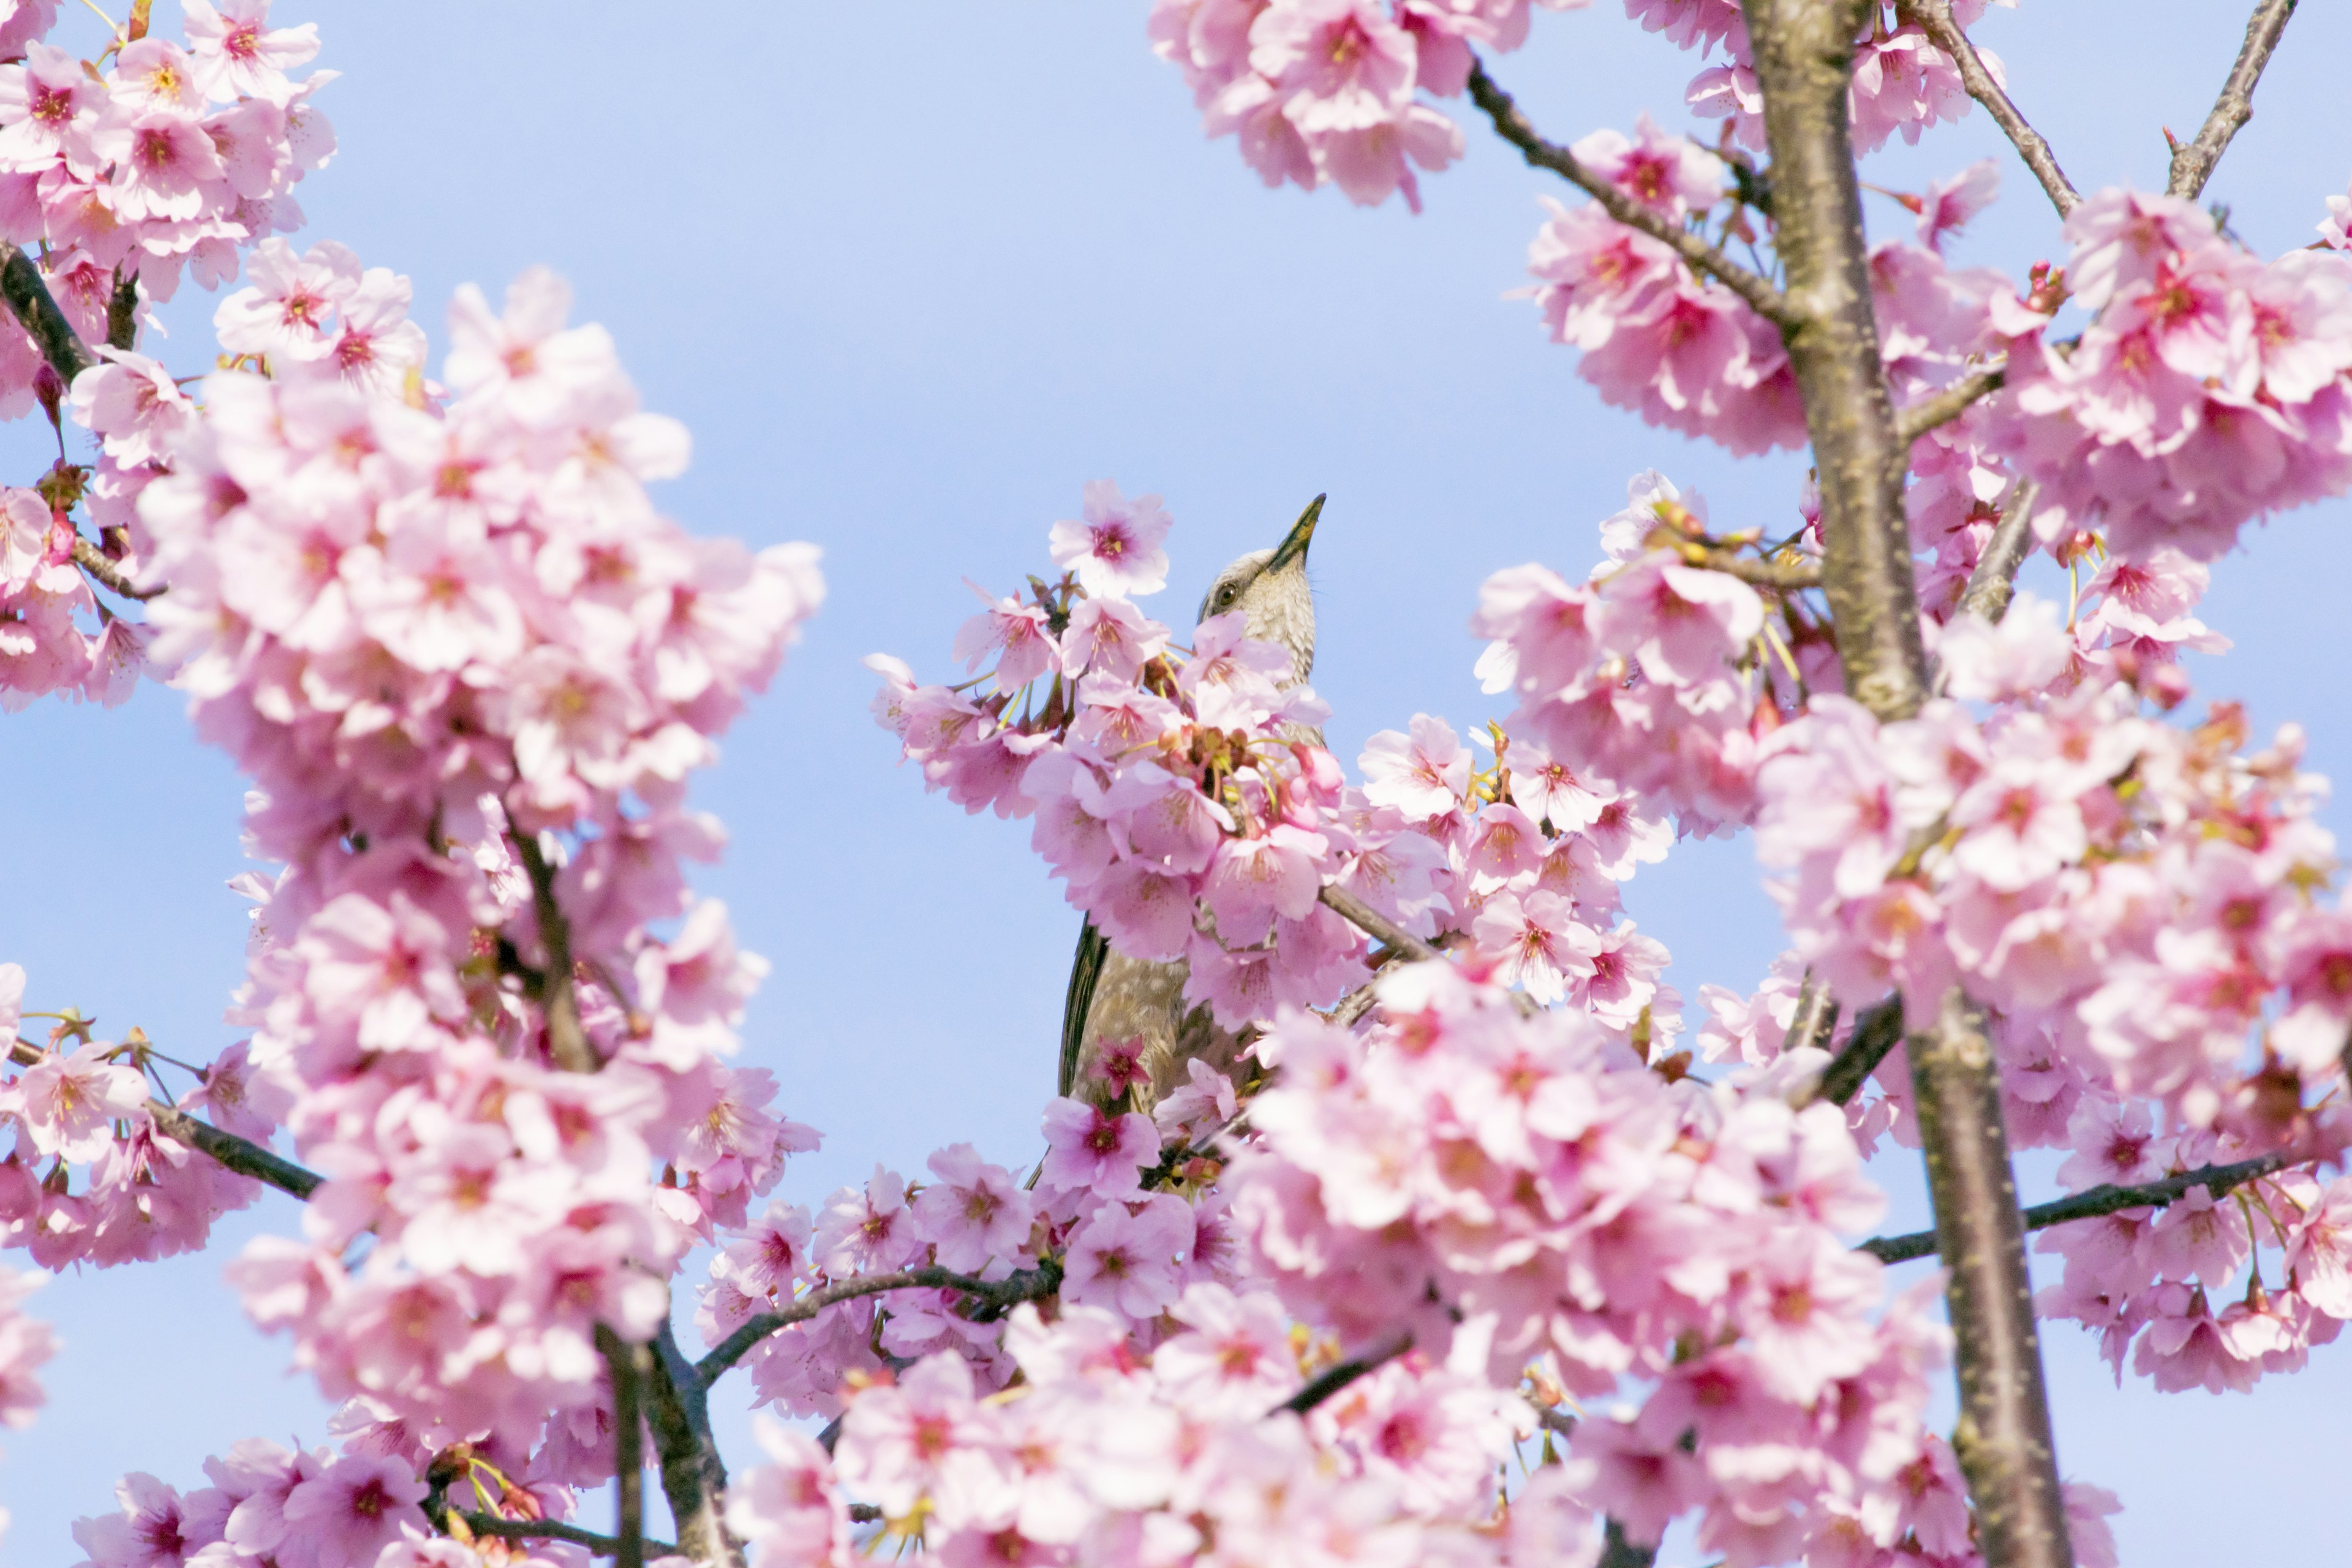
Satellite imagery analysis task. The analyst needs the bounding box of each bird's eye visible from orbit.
[1216,584,1237,607]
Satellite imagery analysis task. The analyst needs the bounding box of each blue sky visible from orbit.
[5,2,2350,1563]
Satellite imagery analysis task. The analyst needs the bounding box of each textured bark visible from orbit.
[646,1321,742,1567]
[1741,0,1927,726]
[0,243,92,385]
[1906,989,2073,1568]
[1739,6,2073,1563]
[597,1328,649,1568]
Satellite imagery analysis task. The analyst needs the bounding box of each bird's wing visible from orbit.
[1060,916,1110,1098]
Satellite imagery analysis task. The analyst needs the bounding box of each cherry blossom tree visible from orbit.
[2,3,2348,1568]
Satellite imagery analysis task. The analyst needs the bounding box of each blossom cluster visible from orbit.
[0,960,268,1269]
[1472,469,1778,834]
[86,260,829,1468]
[67,1426,610,1568]
[0,0,335,709]
[1231,959,1959,1564]
[0,1,331,368]
[1147,0,1590,212]
[731,1302,1594,1568]
[1640,0,2002,156]
[1990,188,2352,564]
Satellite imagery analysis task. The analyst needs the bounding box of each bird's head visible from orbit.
[1197,493,1322,682]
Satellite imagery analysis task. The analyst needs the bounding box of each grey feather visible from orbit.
[1061,496,1324,1115]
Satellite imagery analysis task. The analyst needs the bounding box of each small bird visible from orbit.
[1059,495,1324,1117]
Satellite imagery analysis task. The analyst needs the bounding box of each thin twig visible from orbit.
[697,1262,1065,1383]
[1858,1151,2299,1264]
[1790,994,1904,1110]
[1464,58,1800,333]
[1895,364,2005,445]
[458,1515,679,1560]
[0,243,93,385]
[2167,0,2299,200]
[1273,1332,1412,1416]
[1913,0,2079,217]
[72,537,159,601]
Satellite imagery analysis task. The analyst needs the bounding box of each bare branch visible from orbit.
[1317,884,1440,963]
[1790,993,1902,1109]
[697,1261,1064,1384]
[1913,0,2081,217]
[0,243,94,385]
[457,1515,679,1560]
[1859,1150,2300,1264]
[1953,479,2040,628]
[1464,58,1800,333]
[1896,363,2006,445]
[1903,987,2073,1567]
[2168,0,2299,200]
[1273,1332,1412,1416]
[72,537,159,602]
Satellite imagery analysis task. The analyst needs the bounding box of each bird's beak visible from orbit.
[1267,493,1324,575]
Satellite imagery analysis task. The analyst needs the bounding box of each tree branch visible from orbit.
[1912,0,2080,217]
[696,1262,1065,1384]
[1858,1150,2299,1264]
[1317,883,1441,963]
[147,1101,322,1199]
[1677,543,1822,590]
[596,1327,649,1568]
[643,1321,740,1567]
[1464,58,1800,333]
[1741,1,2073,1559]
[1896,364,2005,446]
[106,270,138,353]
[1599,1518,1659,1568]
[1790,993,1902,1109]
[1903,987,2073,1567]
[1784,974,1842,1060]
[511,832,599,1072]
[2166,0,2299,200]
[1744,0,1929,726]
[1273,1332,1412,1416]
[1954,480,2039,627]
[458,1515,679,1560]
[9,1037,325,1201]
[72,537,159,602]
[0,243,94,385]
